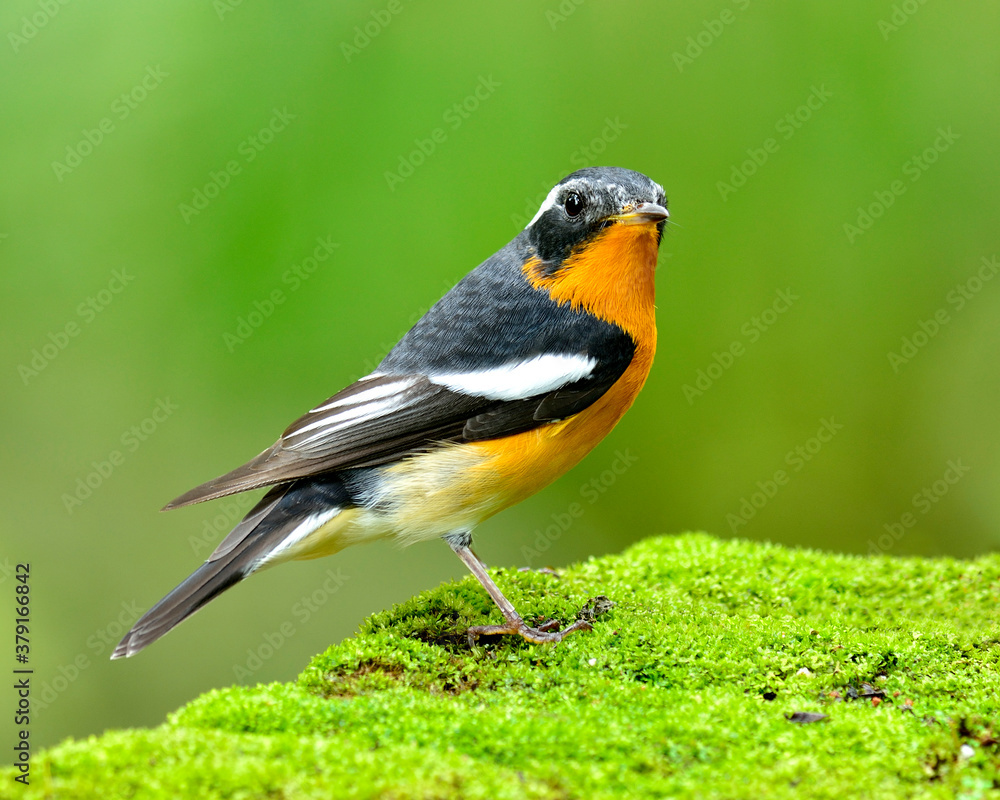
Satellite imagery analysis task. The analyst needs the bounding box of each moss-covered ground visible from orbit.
[7,533,1000,799]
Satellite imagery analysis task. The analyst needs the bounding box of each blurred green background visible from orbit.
[2,0,998,753]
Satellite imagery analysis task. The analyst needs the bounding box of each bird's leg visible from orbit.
[444,532,592,646]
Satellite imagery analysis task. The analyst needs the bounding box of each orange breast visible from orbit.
[470,219,661,513]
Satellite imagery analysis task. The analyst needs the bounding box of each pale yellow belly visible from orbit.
[273,444,502,562]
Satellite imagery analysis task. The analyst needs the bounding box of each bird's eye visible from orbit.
[564,192,584,218]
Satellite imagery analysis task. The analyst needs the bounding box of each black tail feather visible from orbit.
[111,524,273,659]
[113,477,352,659]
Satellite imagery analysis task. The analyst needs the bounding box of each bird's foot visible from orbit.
[466,614,592,646]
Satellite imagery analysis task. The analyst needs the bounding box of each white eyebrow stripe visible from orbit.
[310,378,417,413]
[428,353,597,401]
[526,184,564,228]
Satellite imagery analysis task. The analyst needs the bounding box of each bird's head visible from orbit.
[524,167,668,268]
[521,167,667,335]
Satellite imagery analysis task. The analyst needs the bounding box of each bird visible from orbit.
[112,166,667,659]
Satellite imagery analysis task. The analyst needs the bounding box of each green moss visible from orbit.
[9,533,1000,799]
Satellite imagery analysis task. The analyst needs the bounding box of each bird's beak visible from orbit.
[612,202,669,226]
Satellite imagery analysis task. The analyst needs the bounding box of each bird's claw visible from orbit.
[466,616,593,647]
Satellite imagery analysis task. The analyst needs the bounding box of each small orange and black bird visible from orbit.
[112,166,667,659]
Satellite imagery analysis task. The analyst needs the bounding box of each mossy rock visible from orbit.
[8,533,1000,799]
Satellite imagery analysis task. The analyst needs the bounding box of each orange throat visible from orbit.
[522,218,660,348]
[465,219,662,512]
